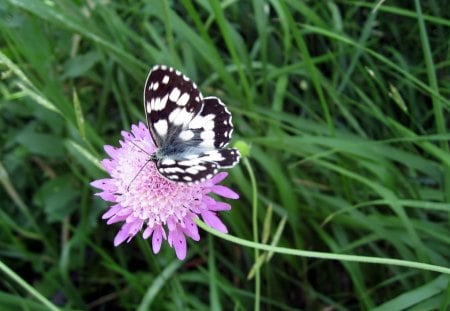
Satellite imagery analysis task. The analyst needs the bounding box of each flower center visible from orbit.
[115,142,203,225]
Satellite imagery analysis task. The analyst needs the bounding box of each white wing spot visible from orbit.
[201,131,215,140]
[156,94,169,111]
[204,120,215,130]
[162,75,170,84]
[169,87,181,102]
[153,82,159,90]
[183,176,192,181]
[178,159,201,166]
[146,101,151,112]
[162,167,184,173]
[200,139,215,149]
[154,119,168,137]
[175,70,182,76]
[179,130,194,141]
[169,108,193,126]
[177,93,190,106]
[161,159,175,165]
[150,97,155,110]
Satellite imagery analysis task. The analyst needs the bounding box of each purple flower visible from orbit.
[91,122,239,260]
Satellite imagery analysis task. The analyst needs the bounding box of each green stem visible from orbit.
[196,220,450,275]
[243,158,260,311]
[0,260,60,311]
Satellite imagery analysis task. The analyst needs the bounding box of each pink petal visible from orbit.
[91,179,117,191]
[203,196,231,211]
[107,213,129,224]
[211,185,239,199]
[167,218,176,231]
[182,216,200,241]
[143,226,153,239]
[101,159,115,173]
[104,145,119,158]
[169,229,187,260]
[209,201,231,211]
[95,192,117,202]
[121,130,134,142]
[201,211,228,233]
[128,220,143,237]
[152,226,165,254]
[102,204,122,219]
[114,223,133,246]
[116,207,133,217]
[137,123,150,138]
[211,172,228,184]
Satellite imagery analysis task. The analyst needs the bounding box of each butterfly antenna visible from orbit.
[126,141,156,191]
[127,159,153,191]
[129,141,151,155]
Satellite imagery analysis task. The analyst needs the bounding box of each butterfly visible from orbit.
[143,65,240,183]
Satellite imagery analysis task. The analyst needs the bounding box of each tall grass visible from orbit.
[1,0,449,310]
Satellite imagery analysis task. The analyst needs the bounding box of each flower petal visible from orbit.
[209,201,231,211]
[114,223,133,246]
[91,178,117,192]
[211,172,228,184]
[143,226,153,239]
[183,216,200,241]
[152,226,165,254]
[128,220,144,238]
[107,213,129,224]
[201,211,228,233]
[203,196,231,211]
[100,159,115,173]
[102,204,122,219]
[104,145,119,158]
[169,228,187,260]
[95,192,117,202]
[211,185,239,199]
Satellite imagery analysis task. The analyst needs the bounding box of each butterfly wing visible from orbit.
[185,96,234,149]
[143,65,203,149]
[143,65,240,183]
[157,148,240,183]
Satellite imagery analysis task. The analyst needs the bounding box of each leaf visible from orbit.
[61,51,101,79]
[15,124,64,157]
[33,174,78,222]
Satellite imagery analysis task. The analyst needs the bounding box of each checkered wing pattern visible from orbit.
[143,65,240,183]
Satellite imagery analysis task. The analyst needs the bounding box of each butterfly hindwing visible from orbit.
[187,96,234,149]
[157,157,218,183]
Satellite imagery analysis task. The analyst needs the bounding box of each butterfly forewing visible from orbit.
[143,65,240,183]
[144,65,202,148]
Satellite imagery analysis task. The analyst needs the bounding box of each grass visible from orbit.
[1,0,449,310]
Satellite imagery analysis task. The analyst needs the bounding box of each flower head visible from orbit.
[91,122,239,260]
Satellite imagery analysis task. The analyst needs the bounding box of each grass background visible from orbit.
[1,0,449,310]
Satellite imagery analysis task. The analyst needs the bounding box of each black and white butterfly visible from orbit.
[143,65,240,184]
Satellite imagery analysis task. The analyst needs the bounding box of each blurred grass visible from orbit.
[0,0,449,310]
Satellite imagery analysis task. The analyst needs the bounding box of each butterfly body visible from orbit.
[143,65,240,183]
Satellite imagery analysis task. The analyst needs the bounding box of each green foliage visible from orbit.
[0,0,449,310]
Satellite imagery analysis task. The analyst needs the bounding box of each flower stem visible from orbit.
[197,220,450,275]
[243,158,260,311]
